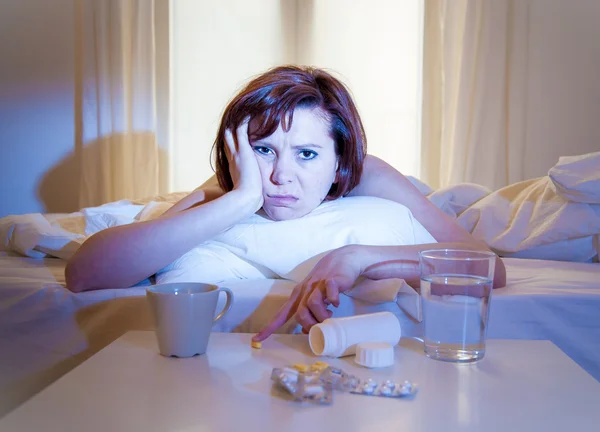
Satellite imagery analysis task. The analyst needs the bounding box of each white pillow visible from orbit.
[548,151,600,204]
[157,196,437,283]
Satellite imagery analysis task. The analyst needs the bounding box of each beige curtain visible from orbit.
[421,0,530,190]
[75,0,161,208]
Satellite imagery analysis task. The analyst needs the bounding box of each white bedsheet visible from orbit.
[1,254,599,418]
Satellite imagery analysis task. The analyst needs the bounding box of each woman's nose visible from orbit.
[270,158,294,185]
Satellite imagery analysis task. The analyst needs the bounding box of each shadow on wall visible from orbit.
[37,132,169,213]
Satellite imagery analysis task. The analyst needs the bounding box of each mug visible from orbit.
[146,282,233,357]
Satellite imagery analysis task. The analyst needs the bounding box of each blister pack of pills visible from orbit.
[348,378,417,398]
[319,365,417,398]
[270,362,417,404]
[270,364,333,405]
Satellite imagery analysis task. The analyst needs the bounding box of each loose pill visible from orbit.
[251,340,262,349]
[293,363,309,373]
[310,362,329,372]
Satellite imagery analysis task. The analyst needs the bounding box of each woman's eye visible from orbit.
[253,146,272,155]
[299,150,317,160]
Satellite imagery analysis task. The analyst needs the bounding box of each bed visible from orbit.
[1,253,599,418]
[1,152,599,417]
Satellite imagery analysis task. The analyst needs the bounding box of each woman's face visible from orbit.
[249,107,339,221]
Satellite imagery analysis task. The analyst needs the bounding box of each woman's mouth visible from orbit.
[267,194,299,206]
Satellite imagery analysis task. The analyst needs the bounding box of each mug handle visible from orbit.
[213,287,233,323]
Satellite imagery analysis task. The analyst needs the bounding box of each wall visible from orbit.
[1,0,599,218]
[0,0,76,217]
[155,0,171,195]
[169,0,297,191]
[170,0,424,188]
[0,0,171,218]
[522,0,600,180]
[297,0,423,178]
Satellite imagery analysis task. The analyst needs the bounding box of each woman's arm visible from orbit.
[66,121,260,292]
[346,242,504,288]
[349,155,479,243]
[348,155,506,286]
[254,240,503,341]
[65,190,258,292]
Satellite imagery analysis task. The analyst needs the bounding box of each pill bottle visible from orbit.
[308,311,402,358]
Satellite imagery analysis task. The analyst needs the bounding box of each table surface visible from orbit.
[1,331,600,432]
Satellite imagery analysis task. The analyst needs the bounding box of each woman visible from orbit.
[66,66,505,313]
[65,65,366,292]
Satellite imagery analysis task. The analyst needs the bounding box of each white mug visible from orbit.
[146,282,233,357]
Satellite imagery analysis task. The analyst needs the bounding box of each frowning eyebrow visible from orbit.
[253,140,323,149]
[291,143,323,149]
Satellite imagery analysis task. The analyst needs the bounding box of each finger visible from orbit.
[235,117,251,153]
[253,287,303,342]
[224,128,235,159]
[325,280,341,307]
[306,287,331,322]
[252,300,294,342]
[296,305,318,333]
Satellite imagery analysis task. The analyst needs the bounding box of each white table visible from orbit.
[1,331,599,432]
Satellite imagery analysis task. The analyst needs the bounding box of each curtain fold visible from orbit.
[76,0,160,208]
[421,0,530,191]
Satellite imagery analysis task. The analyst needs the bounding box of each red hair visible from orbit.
[213,65,367,199]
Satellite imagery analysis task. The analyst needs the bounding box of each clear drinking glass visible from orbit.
[418,249,496,362]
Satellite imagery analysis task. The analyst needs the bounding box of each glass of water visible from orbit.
[418,249,496,363]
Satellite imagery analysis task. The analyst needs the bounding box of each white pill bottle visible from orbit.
[308,311,402,358]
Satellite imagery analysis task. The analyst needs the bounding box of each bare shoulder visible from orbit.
[349,154,429,204]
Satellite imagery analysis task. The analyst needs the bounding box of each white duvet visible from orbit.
[426,151,600,262]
